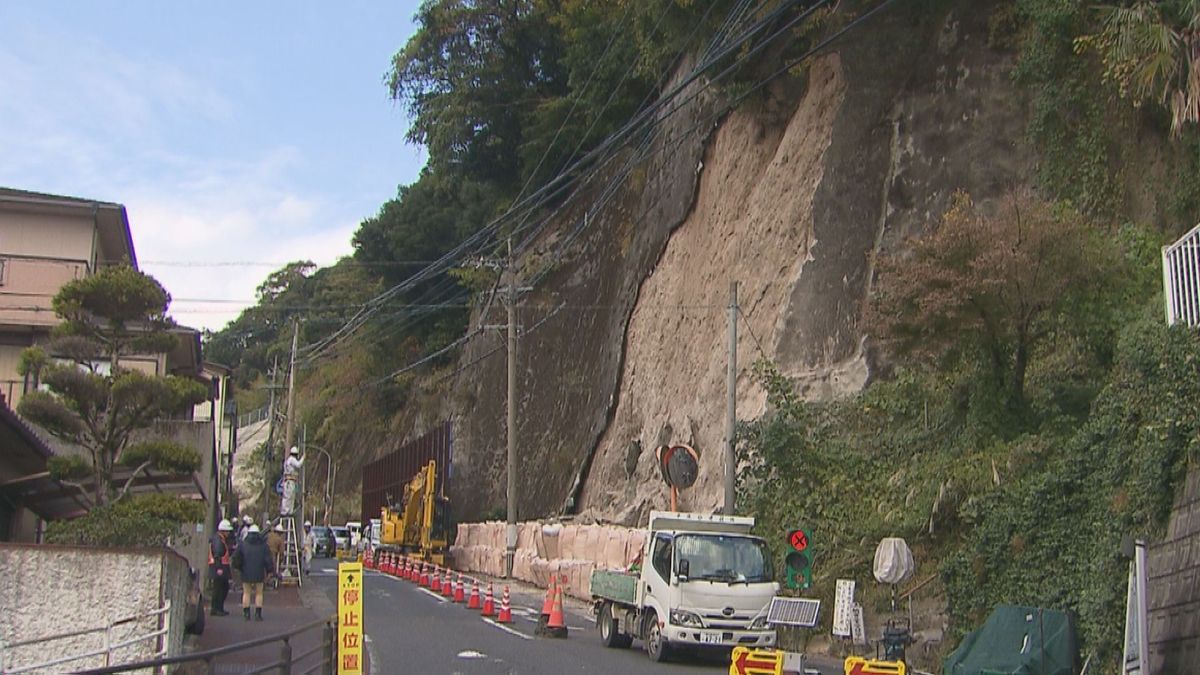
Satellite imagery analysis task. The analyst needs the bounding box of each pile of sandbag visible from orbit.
[449,521,648,599]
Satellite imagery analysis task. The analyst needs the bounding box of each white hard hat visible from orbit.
[304,520,312,527]
[249,524,261,534]
[242,515,252,524]
[218,519,233,532]
[274,523,284,532]
[289,446,300,455]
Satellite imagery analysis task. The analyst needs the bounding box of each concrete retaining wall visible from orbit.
[0,544,191,673]
[449,521,646,600]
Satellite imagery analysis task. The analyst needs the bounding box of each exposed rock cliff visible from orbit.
[443,0,1040,522]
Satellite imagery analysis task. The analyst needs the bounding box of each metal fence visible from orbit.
[361,421,453,524]
[75,615,335,675]
[0,601,169,674]
[238,405,271,429]
[1162,222,1200,326]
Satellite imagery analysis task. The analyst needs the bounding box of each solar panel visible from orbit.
[767,597,821,627]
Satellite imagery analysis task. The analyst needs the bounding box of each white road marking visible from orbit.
[483,619,533,640]
[457,650,488,659]
[364,634,378,675]
[417,587,448,603]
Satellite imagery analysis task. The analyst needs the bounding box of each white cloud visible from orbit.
[0,18,370,333]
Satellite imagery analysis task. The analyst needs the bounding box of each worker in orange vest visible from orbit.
[209,519,234,616]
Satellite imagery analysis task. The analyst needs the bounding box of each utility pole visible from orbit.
[505,238,518,579]
[284,318,299,452]
[262,359,279,523]
[724,281,738,515]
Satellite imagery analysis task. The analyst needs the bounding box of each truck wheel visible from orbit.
[644,613,671,662]
[599,602,632,649]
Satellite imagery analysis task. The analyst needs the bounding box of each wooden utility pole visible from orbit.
[284,319,299,452]
[724,281,738,515]
[262,359,279,522]
[505,238,518,579]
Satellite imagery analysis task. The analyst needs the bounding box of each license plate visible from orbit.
[700,632,724,645]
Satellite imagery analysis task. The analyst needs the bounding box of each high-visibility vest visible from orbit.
[209,534,231,566]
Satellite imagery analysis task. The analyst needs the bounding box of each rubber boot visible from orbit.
[255,607,263,621]
[243,607,251,621]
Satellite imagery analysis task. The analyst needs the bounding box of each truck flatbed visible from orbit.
[590,569,638,605]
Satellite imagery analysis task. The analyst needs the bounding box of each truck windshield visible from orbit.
[675,534,774,583]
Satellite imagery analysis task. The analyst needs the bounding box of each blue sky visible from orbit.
[0,2,427,331]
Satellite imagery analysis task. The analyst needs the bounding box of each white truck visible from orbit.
[589,511,778,661]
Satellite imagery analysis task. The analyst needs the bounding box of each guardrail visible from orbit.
[1163,221,1200,326]
[74,615,335,675]
[0,601,169,674]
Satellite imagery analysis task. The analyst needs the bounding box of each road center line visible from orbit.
[483,618,532,640]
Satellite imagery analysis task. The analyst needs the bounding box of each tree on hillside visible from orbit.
[868,192,1114,409]
[18,265,208,508]
[1076,0,1199,136]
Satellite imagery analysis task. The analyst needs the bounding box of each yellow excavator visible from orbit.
[378,460,451,565]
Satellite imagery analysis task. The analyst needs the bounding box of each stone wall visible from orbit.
[0,544,190,673]
[450,520,646,600]
[1148,468,1200,673]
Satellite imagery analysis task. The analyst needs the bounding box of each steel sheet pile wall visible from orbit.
[1148,468,1200,671]
[361,421,452,524]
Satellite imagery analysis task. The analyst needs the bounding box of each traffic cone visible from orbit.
[419,563,430,587]
[467,579,481,609]
[453,574,466,603]
[543,586,568,638]
[409,560,417,582]
[442,571,454,597]
[431,567,442,592]
[386,553,394,574]
[496,586,513,624]
[535,577,557,635]
[482,583,496,617]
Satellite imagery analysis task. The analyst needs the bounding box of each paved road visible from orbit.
[306,557,733,674]
[307,557,846,674]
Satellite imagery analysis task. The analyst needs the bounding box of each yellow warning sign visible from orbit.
[844,656,906,675]
[338,561,364,675]
[729,646,783,675]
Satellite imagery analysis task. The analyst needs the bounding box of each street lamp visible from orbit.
[304,443,334,526]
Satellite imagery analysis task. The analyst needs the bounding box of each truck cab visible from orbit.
[593,511,778,661]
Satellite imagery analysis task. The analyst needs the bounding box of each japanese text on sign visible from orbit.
[338,562,364,675]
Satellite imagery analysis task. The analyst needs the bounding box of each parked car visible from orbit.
[311,525,336,557]
[331,526,351,551]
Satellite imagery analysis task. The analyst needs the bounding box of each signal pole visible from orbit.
[284,319,299,451]
[724,281,737,515]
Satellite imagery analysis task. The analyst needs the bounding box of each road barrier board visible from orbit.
[844,656,905,675]
[729,646,782,675]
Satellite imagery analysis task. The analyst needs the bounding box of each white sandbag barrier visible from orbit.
[448,521,646,600]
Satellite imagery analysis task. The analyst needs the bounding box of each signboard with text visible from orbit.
[338,562,364,675]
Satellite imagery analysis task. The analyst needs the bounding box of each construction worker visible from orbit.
[267,522,285,575]
[280,447,304,516]
[208,519,234,616]
[233,524,274,621]
[303,520,315,575]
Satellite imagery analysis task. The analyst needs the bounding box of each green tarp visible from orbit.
[943,605,1081,675]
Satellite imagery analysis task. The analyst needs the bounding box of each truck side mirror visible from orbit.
[676,558,689,581]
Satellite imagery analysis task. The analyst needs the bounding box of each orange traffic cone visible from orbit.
[442,571,454,597]
[467,579,481,609]
[496,586,513,624]
[419,563,430,587]
[535,577,557,635]
[431,567,442,592]
[543,586,567,638]
[453,573,466,603]
[482,583,496,617]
